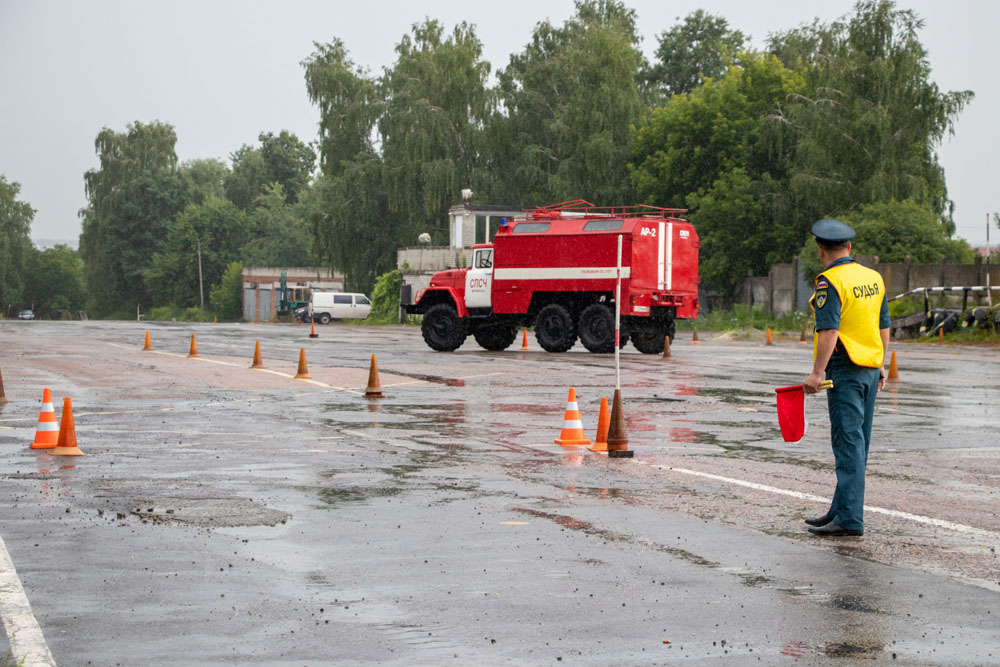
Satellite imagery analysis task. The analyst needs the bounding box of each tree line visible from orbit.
[0,0,987,319]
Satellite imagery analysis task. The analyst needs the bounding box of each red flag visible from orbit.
[775,384,807,443]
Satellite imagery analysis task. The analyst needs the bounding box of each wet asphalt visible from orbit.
[0,320,998,665]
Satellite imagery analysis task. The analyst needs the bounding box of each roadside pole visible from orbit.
[615,234,622,391]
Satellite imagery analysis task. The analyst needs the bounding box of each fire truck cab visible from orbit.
[406,201,700,354]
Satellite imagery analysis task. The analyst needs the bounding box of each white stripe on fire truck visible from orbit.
[493,267,632,281]
[657,222,665,290]
[666,222,673,291]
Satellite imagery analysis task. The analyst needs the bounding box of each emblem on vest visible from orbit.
[815,289,828,309]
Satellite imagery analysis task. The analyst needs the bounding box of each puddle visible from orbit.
[822,642,884,658]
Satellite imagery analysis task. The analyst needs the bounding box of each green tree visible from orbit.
[800,200,973,278]
[182,158,229,205]
[225,132,315,210]
[489,0,645,205]
[768,1,973,232]
[145,197,248,307]
[258,130,315,204]
[209,260,244,320]
[0,175,34,316]
[79,121,185,315]
[241,183,312,267]
[23,245,86,317]
[644,10,746,99]
[303,21,491,292]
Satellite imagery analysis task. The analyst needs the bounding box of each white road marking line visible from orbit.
[0,535,57,667]
[650,464,1000,542]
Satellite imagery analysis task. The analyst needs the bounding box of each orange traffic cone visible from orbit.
[213,315,218,324]
[692,327,700,344]
[888,349,899,380]
[52,397,84,457]
[555,388,591,445]
[520,329,530,350]
[0,365,8,404]
[938,328,944,343]
[188,334,199,358]
[766,328,773,345]
[143,330,151,351]
[364,354,383,398]
[309,322,319,339]
[294,348,311,379]
[799,325,807,344]
[251,341,264,369]
[662,335,671,359]
[30,388,59,449]
[588,397,610,452]
[606,388,633,457]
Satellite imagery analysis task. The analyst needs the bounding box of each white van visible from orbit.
[309,292,372,324]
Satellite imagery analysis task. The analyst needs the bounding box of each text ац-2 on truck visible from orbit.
[406,200,700,354]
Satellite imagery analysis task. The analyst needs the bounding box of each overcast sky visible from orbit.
[1,0,997,248]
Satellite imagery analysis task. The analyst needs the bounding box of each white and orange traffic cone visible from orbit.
[30,388,59,449]
[588,397,611,452]
[555,388,591,446]
[52,397,84,457]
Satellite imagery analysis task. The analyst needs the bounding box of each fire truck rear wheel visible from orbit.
[631,330,666,354]
[535,304,577,353]
[422,304,467,351]
[578,304,615,353]
[473,325,519,351]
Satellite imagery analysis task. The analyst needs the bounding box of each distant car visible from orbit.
[309,292,372,324]
[295,306,311,323]
[17,309,34,320]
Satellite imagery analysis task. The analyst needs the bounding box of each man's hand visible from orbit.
[804,371,825,394]
[878,375,886,393]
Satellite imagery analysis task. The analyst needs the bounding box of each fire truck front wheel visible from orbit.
[421,304,467,351]
[535,304,577,353]
[473,324,519,351]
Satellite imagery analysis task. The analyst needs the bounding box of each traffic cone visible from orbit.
[213,315,217,324]
[294,348,311,379]
[364,354,383,398]
[52,397,83,457]
[588,397,610,452]
[799,325,807,344]
[520,329,530,350]
[143,330,151,351]
[0,365,8,404]
[188,334,199,358]
[662,335,671,359]
[606,388,633,458]
[766,328,773,345]
[692,327,700,344]
[554,388,591,445]
[250,341,263,369]
[30,388,59,449]
[888,349,899,380]
[309,322,319,339]
[938,328,944,343]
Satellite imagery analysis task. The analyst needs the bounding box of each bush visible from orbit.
[368,270,401,324]
[149,306,178,321]
[677,305,808,331]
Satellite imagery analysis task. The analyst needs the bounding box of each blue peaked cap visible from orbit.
[811,218,855,244]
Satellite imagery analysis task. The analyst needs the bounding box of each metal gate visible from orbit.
[259,289,271,321]
[243,288,256,321]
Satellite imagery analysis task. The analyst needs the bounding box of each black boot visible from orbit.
[808,522,863,537]
[804,513,833,527]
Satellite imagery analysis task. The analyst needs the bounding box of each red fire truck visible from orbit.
[406,201,700,354]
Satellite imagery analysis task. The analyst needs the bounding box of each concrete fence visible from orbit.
[703,255,1000,315]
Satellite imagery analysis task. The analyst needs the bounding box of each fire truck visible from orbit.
[406,201,700,354]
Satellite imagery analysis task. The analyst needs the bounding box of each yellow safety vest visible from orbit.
[810,262,885,368]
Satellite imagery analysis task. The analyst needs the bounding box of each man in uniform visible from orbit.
[803,218,890,537]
